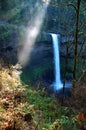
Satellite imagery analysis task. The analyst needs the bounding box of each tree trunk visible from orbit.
[72,0,81,89]
[62,42,69,103]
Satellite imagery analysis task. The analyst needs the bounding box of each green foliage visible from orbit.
[0,65,86,130]
[20,68,42,83]
[42,116,78,130]
[0,25,13,43]
[20,63,53,83]
[24,86,76,129]
[24,85,86,130]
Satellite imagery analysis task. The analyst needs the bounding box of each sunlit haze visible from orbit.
[18,0,50,66]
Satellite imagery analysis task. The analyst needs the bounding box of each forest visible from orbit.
[0,0,86,130]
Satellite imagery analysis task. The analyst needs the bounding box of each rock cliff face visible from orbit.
[23,39,86,83]
[28,41,53,66]
[0,23,86,83]
[21,41,55,83]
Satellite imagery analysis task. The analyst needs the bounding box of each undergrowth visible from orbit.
[0,63,86,130]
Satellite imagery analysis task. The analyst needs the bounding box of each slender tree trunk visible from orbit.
[72,0,81,89]
[62,45,68,103]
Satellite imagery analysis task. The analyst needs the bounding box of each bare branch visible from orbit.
[77,40,85,60]
[67,3,77,13]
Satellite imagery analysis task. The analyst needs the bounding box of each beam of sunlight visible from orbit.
[18,0,50,66]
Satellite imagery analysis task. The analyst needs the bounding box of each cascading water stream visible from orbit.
[50,33,63,90]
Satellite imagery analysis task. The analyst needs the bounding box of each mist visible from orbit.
[18,0,50,66]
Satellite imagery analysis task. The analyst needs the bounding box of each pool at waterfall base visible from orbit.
[51,81,72,98]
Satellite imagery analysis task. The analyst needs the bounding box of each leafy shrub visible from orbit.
[0,64,86,130]
[0,25,13,43]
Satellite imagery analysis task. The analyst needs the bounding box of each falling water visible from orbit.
[51,34,63,90]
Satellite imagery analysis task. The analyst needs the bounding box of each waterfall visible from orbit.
[51,33,63,90]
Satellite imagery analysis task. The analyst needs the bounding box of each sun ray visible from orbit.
[18,0,50,66]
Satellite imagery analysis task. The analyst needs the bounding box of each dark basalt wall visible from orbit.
[0,23,86,83]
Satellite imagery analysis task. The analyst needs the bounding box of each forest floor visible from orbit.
[0,63,86,130]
